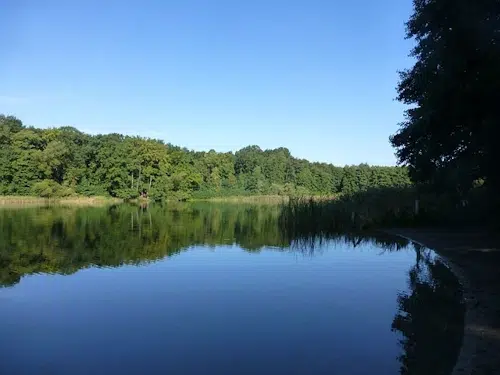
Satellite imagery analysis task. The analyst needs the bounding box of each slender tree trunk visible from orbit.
[138,166,141,192]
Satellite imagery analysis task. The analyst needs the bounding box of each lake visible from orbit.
[0,203,464,375]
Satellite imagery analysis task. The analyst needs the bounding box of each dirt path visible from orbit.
[387,228,500,375]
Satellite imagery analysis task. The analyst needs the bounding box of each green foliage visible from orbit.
[1,114,412,201]
[31,180,75,198]
[0,114,23,144]
[75,177,108,197]
[114,188,140,200]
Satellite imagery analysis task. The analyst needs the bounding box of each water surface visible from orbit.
[0,204,464,375]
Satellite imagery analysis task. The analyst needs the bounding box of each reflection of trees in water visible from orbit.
[391,245,465,375]
[288,230,411,258]
[1,204,466,373]
[1,204,411,287]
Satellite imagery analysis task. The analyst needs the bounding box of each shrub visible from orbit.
[75,178,108,196]
[114,188,140,200]
[31,180,75,198]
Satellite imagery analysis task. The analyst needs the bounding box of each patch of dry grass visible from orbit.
[0,195,122,208]
[197,194,338,204]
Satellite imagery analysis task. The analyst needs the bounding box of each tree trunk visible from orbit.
[137,166,141,192]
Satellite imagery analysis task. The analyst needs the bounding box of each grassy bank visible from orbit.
[0,195,122,207]
[195,194,339,204]
[194,195,288,204]
[279,186,492,236]
[279,187,419,236]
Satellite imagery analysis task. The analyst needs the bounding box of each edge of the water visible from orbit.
[386,228,499,375]
[386,231,475,375]
[0,196,122,207]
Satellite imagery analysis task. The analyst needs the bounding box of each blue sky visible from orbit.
[1,0,414,166]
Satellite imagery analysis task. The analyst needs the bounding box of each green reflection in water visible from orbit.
[0,203,465,375]
[0,203,411,287]
[0,203,286,286]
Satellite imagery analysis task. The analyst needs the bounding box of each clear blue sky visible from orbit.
[1,0,414,166]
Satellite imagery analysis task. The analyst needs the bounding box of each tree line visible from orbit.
[0,115,411,200]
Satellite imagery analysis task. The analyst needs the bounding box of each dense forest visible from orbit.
[0,115,410,201]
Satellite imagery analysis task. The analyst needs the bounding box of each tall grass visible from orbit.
[195,194,339,205]
[278,185,492,237]
[195,195,288,204]
[0,195,122,208]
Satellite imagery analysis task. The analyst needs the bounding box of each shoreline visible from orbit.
[192,194,338,203]
[387,228,500,375]
[0,196,122,207]
[192,195,289,203]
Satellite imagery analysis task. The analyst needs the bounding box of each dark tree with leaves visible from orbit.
[391,0,500,200]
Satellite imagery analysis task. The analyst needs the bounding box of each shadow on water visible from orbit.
[0,202,465,374]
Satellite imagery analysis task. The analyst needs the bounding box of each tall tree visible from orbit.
[390,0,500,198]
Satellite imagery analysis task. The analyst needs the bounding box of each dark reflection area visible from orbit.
[0,203,412,287]
[392,244,465,375]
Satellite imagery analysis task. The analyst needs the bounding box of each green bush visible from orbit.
[31,180,75,198]
[57,186,75,197]
[75,178,108,197]
[114,188,140,200]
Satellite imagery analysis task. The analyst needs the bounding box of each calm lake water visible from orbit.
[0,204,464,375]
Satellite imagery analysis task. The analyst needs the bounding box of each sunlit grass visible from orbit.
[278,185,492,234]
[0,195,122,208]
[195,194,339,204]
